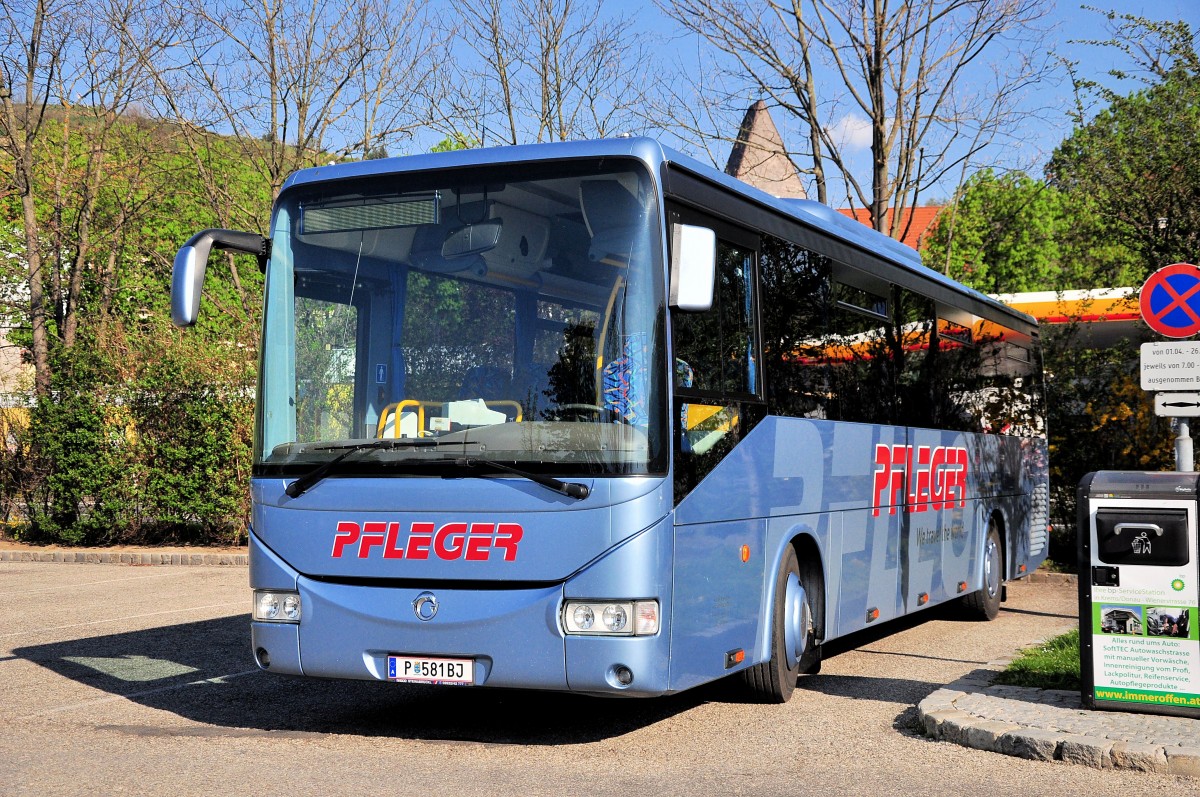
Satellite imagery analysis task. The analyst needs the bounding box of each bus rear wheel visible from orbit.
[963,522,1003,621]
[742,546,819,703]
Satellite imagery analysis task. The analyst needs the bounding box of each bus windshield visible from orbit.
[255,159,666,477]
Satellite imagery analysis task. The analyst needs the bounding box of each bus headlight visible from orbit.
[254,590,302,623]
[562,600,658,636]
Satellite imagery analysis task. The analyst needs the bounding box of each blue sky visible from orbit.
[617,0,1200,202]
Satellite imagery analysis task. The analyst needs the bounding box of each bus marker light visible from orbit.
[866,608,879,623]
[957,581,968,594]
[634,601,659,635]
[724,649,745,669]
[917,592,929,606]
[1018,563,1027,574]
[740,545,750,563]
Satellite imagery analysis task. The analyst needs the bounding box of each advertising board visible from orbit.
[1079,471,1200,718]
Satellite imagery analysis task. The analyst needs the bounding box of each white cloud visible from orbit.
[826,113,874,150]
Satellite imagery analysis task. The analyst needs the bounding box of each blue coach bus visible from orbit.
[172,138,1048,702]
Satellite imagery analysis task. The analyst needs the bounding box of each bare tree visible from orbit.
[0,1,75,395]
[452,0,653,145]
[52,1,179,348]
[142,0,445,203]
[1,1,167,392]
[661,0,1054,236]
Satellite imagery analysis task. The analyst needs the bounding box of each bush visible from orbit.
[19,388,133,544]
[0,406,30,528]
[128,360,252,544]
[7,336,253,546]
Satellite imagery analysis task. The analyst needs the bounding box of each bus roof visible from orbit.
[280,137,1035,332]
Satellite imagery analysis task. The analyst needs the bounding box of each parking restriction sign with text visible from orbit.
[1140,263,1200,339]
[1141,341,1200,390]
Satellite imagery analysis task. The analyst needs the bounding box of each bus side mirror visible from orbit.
[669,224,716,312]
[172,229,269,327]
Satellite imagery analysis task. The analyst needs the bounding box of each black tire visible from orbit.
[741,546,820,702]
[963,521,1003,621]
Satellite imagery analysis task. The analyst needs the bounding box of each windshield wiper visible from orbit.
[285,438,444,498]
[455,457,590,500]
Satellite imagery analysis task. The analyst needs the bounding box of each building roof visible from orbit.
[996,288,1141,347]
[837,205,943,251]
[724,101,807,199]
[995,289,1140,324]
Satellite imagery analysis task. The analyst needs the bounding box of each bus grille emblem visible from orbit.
[413,592,439,621]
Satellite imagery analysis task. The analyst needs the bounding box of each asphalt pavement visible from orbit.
[1,552,1197,796]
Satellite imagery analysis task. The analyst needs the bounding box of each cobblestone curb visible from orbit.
[0,549,248,566]
[918,666,1200,777]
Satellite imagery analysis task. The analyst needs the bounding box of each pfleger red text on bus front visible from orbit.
[332,521,523,561]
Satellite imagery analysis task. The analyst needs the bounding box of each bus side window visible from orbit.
[760,238,832,419]
[824,283,895,426]
[680,402,740,455]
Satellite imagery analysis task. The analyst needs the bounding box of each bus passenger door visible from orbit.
[669,215,764,502]
[669,214,771,686]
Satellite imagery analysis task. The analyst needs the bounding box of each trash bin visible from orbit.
[1078,471,1200,718]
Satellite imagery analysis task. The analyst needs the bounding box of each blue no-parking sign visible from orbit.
[1140,263,1200,339]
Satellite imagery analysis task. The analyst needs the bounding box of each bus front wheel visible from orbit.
[742,546,818,703]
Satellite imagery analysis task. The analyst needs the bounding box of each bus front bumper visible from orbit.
[249,537,672,696]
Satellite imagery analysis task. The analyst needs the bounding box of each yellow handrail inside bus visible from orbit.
[377,399,524,438]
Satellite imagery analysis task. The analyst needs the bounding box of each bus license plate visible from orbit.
[387,655,474,685]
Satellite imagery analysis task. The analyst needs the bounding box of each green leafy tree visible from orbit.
[1029,14,1199,564]
[0,112,267,545]
[924,170,1068,293]
[1049,16,1199,283]
[0,1,178,395]
[923,15,1198,567]
[923,169,1139,293]
[430,133,480,152]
